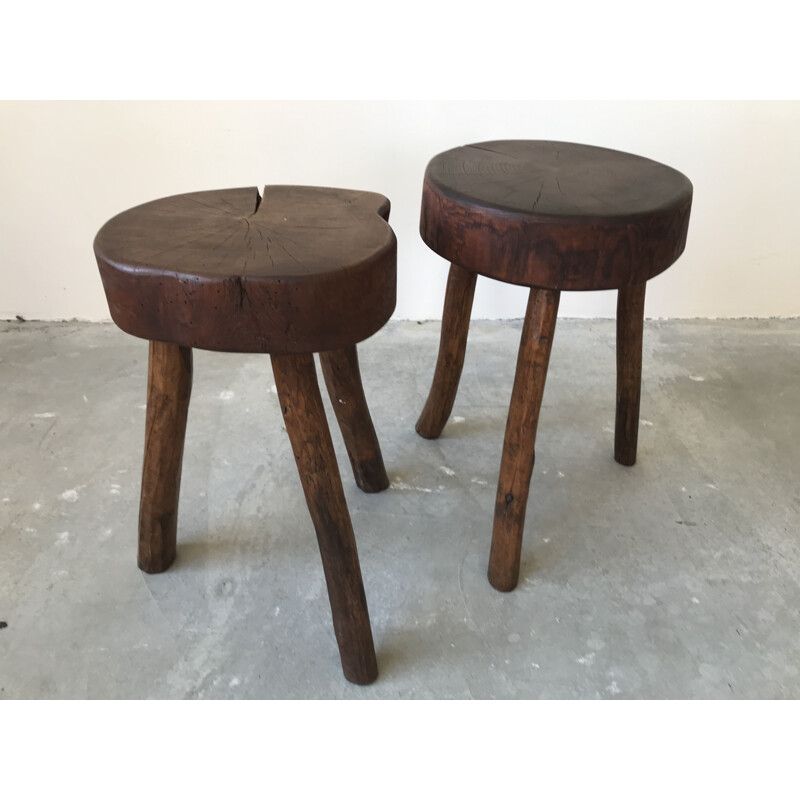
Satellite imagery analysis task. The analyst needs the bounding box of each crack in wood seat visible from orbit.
[94,185,397,685]
[416,140,693,592]
[96,185,396,353]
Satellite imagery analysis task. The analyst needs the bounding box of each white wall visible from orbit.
[1,101,798,321]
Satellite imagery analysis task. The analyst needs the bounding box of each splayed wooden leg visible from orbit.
[320,345,389,493]
[615,283,646,466]
[138,341,192,573]
[416,263,477,439]
[488,288,560,592]
[271,352,378,685]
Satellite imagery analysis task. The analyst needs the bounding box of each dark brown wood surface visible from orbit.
[418,140,692,593]
[319,346,389,493]
[138,341,193,573]
[416,263,477,439]
[615,283,647,466]
[95,186,396,353]
[420,140,692,291]
[271,352,378,684]
[488,288,560,592]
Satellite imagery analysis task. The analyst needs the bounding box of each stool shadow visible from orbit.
[432,415,505,440]
[167,528,308,573]
[170,538,250,571]
[373,640,417,683]
[372,627,441,686]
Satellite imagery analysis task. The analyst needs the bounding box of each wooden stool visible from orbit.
[416,141,693,592]
[94,185,396,684]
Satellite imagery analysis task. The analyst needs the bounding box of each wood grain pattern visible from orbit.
[416,263,477,439]
[271,351,378,685]
[488,289,560,592]
[97,185,393,683]
[138,341,192,573]
[615,283,647,466]
[420,140,692,291]
[418,140,692,592]
[95,186,396,353]
[320,346,389,493]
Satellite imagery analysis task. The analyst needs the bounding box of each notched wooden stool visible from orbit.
[94,185,396,684]
[416,141,692,592]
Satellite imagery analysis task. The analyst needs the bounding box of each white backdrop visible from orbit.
[1,100,798,321]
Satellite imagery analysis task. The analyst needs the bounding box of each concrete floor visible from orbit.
[1,318,799,699]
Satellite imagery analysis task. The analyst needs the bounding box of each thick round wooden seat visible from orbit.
[94,185,397,685]
[421,140,691,291]
[95,185,396,353]
[416,140,693,592]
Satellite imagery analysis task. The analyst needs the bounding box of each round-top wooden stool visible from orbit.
[416,141,693,592]
[94,185,397,684]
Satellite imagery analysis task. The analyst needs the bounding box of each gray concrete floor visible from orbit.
[1,318,799,699]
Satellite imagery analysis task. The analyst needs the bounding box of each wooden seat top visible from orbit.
[420,140,693,291]
[95,185,396,353]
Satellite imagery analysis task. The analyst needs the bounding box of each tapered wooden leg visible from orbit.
[271,352,378,685]
[615,283,646,466]
[416,263,477,439]
[319,346,389,494]
[488,288,560,592]
[138,341,193,573]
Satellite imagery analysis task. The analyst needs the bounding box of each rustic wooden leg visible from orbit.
[415,263,477,439]
[319,346,389,494]
[488,288,560,592]
[615,282,647,466]
[138,341,193,574]
[271,352,378,685]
